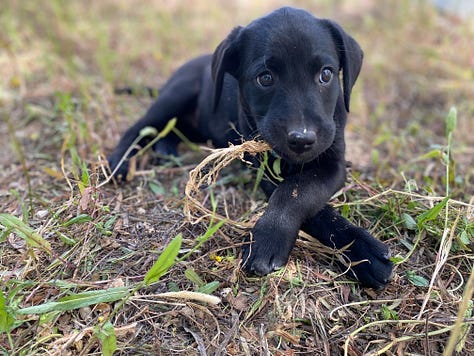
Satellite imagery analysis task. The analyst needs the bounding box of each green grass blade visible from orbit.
[17,287,130,315]
[177,220,225,262]
[402,213,417,230]
[252,152,268,195]
[406,271,429,287]
[446,107,457,135]
[0,291,16,332]
[197,281,220,295]
[416,196,450,229]
[0,213,51,253]
[272,157,282,177]
[144,234,182,286]
[139,126,158,138]
[157,118,177,139]
[61,213,93,227]
[185,268,205,287]
[95,321,117,356]
[198,219,226,242]
[139,119,178,154]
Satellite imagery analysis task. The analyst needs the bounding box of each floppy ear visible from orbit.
[211,26,243,111]
[323,20,363,112]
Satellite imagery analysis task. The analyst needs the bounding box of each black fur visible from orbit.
[108,7,393,289]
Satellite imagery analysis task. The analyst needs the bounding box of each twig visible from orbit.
[183,326,207,356]
[417,212,461,320]
[444,263,474,355]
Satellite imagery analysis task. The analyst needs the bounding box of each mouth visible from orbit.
[270,145,321,165]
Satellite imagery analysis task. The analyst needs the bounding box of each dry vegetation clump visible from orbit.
[1,0,473,355]
[184,140,271,227]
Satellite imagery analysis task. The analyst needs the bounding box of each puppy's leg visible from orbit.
[302,205,392,289]
[108,57,208,179]
[242,159,392,289]
[242,160,347,277]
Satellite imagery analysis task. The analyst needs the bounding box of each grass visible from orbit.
[1,0,474,354]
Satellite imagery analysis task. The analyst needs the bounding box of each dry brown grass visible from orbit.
[184,141,271,228]
[1,0,474,355]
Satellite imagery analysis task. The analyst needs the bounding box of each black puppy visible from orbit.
[108,7,393,289]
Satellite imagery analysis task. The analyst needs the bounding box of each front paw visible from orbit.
[241,226,296,276]
[342,228,393,289]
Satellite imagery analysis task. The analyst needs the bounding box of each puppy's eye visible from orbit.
[319,67,333,84]
[256,72,274,87]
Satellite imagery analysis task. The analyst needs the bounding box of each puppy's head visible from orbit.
[212,7,363,164]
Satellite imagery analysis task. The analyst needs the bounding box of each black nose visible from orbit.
[287,130,316,151]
